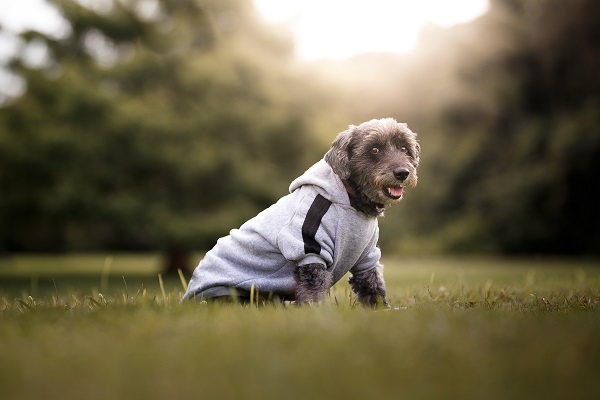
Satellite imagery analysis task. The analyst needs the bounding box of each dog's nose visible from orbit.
[393,168,410,181]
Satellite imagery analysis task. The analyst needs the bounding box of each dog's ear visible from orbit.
[401,123,420,168]
[324,125,355,179]
[413,141,421,167]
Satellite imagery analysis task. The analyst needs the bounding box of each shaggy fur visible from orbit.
[295,117,420,306]
[187,118,420,307]
[294,263,334,304]
[324,118,420,217]
[348,263,389,307]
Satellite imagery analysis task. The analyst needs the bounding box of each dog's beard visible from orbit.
[346,177,402,217]
[367,174,411,205]
[363,185,401,206]
[346,166,417,215]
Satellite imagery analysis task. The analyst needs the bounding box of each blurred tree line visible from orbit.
[320,0,600,256]
[1,0,599,261]
[0,0,333,262]
[427,0,600,255]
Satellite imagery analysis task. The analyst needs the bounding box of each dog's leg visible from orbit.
[348,263,390,307]
[294,263,333,304]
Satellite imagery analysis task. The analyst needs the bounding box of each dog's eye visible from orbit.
[400,146,408,154]
[370,147,380,155]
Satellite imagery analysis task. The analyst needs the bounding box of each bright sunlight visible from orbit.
[253,0,489,60]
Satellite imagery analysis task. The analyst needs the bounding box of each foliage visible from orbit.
[1,0,600,256]
[1,257,600,400]
[0,0,329,252]
[426,0,600,254]
[322,0,600,255]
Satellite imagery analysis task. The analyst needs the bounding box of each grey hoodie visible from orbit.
[183,159,380,300]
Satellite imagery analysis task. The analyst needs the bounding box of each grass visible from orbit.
[1,255,599,400]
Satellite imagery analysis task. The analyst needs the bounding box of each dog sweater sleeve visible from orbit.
[277,193,335,267]
[350,226,381,275]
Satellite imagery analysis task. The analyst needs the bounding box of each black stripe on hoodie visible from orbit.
[302,194,332,255]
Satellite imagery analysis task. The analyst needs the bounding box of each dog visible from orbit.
[183,118,420,306]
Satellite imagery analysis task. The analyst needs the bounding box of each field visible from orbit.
[1,255,599,400]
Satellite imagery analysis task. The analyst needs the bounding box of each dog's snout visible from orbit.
[393,167,410,181]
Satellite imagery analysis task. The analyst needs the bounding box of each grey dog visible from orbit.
[183,118,420,306]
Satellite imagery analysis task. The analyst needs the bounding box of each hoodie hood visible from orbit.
[289,159,351,206]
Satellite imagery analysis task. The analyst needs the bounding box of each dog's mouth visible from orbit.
[384,186,404,200]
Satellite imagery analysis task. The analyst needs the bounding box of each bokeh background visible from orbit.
[1,0,599,273]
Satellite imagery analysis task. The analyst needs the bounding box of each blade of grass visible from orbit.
[177,268,188,292]
[86,296,103,309]
[158,274,166,304]
[122,276,129,304]
[16,298,34,311]
[52,279,58,307]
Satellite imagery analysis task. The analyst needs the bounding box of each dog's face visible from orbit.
[325,118,420,207]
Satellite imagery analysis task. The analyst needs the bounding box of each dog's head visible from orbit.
[324,118,420,210]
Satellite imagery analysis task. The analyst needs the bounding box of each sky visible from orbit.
[253,0,489,60]
[0,0,70,67]
[0,0,489,61]
[0,0,488,100]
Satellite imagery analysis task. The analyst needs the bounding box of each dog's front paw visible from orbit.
[351,289,390,308]
[294,263,333,304]
[349,265,388,308]
[381,298,392,309]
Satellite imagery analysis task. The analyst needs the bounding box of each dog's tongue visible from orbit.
[388,186,404,198]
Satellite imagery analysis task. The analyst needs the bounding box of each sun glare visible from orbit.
[253,0,489,60]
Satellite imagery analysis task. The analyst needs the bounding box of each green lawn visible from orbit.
[1,255,599,400]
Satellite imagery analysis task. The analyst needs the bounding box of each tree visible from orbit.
[420,0,600,254]
[311,0,600,255]
[0,0,329,270]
